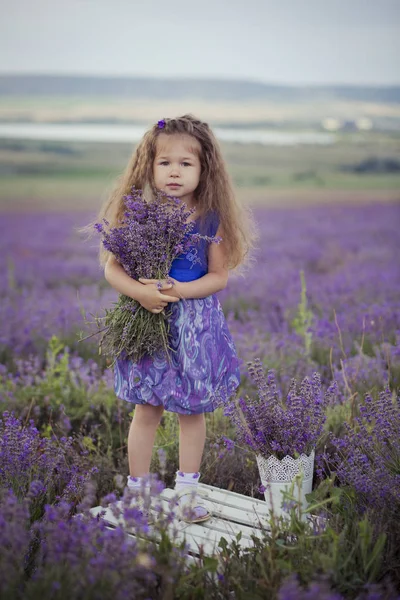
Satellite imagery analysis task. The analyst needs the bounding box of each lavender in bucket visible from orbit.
[224,358,337,460]
[223,359,338,516]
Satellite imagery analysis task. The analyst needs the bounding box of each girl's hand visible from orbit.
[137,279,180,314]
[139,277,184,301]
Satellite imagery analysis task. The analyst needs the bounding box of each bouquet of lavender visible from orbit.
[93,188,219,364]
[224,358,338,460]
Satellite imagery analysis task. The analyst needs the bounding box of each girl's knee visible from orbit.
[133,404,164,426]
[178,412,205,428]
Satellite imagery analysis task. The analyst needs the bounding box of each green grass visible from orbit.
[0,177,111,211]
[0,132,399,210]
[229,165,400,189]
[1,172,399,213]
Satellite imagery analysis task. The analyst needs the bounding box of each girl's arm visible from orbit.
[174,269,228,299]
[139,226,229,300]
[104,256,179,311]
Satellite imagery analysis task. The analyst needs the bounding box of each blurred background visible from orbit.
[0,0,399,212]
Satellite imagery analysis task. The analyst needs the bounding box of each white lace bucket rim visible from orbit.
[256,449,315,482]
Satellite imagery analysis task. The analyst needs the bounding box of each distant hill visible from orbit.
[1,74,399,104]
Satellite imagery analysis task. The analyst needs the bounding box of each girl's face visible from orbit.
[153,133,201,207]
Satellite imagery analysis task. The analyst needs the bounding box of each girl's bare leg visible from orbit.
[128,404,164,476]
[178,413,206,472]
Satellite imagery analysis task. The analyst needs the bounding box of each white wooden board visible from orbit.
[89,483,272,558]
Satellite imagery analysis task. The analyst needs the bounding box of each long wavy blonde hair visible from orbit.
[83,114,255,270]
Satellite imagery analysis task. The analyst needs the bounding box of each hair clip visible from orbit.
[157,119,166,129]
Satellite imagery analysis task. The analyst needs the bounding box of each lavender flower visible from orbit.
[223,358,338,459]
[93,188,219,362]
[327,387,400,512]
[278,574,344,600]
[0,487,32,596]
[0,411,98,517]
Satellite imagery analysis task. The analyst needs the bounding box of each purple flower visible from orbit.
[327,387,400,513]
[278,574,344,600]
[222,436,235,451]
[157,119,166,129]
[222,359,338,459]
[0,411,98,522]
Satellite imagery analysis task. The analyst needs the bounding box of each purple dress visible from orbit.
[114,212,241,414]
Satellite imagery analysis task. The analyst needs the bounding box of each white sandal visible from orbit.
[174,486,212,524]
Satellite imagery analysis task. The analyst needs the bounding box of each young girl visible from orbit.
[97,114,253,523]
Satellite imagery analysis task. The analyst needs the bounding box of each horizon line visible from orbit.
[0,71,399,89]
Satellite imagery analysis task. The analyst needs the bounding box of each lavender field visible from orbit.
[1,200,400,599]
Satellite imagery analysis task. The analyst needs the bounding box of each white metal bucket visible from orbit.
[256,449,315,520]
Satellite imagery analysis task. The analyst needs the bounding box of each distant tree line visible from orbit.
[340,156,400,173]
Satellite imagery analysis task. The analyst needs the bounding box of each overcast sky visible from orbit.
[1,0,400,85]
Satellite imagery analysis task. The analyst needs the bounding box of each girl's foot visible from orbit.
[124,490,157,525]
[175,486,212,523]
[173,470,212,523]
[125,475,156,525]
